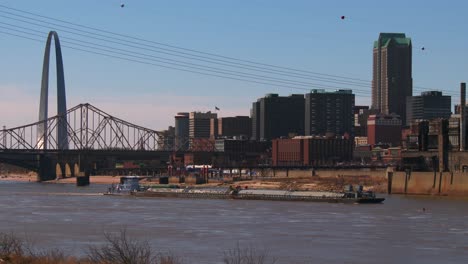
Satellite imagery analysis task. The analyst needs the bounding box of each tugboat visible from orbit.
[105,176,141,195]
[342,185,385,204]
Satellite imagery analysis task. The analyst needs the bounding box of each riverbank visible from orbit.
[0,174,386,193]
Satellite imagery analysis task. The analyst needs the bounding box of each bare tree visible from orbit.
[0,232,23,259]
[223,243,277,264]
[87,229,155,264]
[86,229,183,264]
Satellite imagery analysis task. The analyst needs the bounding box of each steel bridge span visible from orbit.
[0,103,177,181]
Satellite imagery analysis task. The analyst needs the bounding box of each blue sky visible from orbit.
[0,0,467,130]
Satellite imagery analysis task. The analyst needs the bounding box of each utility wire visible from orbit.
[0,4,374,84]
[0,4,458,97]
[0,11,374,89]
[0,21,376,92]
[0,29,372,98]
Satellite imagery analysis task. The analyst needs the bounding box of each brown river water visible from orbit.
[0,181,467,263]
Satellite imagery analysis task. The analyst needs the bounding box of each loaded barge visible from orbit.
[131,187,384,204]
[106,177,384,204]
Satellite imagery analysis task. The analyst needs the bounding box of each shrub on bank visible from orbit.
[0,231,275,264]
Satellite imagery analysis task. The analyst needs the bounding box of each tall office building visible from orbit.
[372,33,413,125]
[212,116,251,138]
[251,94,305,140]
[305,89,355,137]
[175,112,189,150]
[251,102,260,140]
[189,112,218,139]
[406,91,451,126]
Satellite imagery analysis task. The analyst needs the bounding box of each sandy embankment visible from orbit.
[0,173,388,193]
[0,173,36,182]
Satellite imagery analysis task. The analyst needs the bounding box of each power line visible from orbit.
[0,4,374,84]
[0,4,460,98]
[0,29,373,99]
[0,11,376,90]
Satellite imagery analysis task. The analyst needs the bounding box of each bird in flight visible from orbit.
[121,3,125,8]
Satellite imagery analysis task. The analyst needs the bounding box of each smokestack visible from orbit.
[461,82,466,151]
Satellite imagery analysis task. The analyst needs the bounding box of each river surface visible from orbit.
[0,181,467,264]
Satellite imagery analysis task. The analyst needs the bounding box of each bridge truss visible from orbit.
[0,103,169,151]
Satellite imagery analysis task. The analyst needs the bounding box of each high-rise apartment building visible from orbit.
[251,102,260,140]
[251,94,305,140]
[175,112,189,150]
[189,112,217,139]
[372,33,413,125]
[305,89,355,137]
[406,91,451,126]
[212,116,251,138]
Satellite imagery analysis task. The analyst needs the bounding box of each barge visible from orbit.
[105,177,385,204]
[130,186,385,204]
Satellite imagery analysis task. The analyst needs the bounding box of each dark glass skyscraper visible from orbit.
[372,33,412,125]
[251,94,305,140]
[406,91,451,126]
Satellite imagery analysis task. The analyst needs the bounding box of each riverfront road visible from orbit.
[0,182,467,264]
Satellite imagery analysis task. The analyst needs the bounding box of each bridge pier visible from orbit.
[76,154,92,186]
[37,155,56,181]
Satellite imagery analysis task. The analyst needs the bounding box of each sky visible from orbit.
[0,0,467,131]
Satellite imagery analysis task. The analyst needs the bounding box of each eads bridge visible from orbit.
[0,31,174,183]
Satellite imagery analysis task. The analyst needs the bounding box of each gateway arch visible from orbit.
[37,31,68,150]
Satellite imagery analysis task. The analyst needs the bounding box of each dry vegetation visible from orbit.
[0,231,275,264]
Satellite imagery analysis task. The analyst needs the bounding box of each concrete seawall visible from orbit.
[390,171,468,196]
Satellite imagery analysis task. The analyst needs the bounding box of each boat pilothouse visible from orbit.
[343,184,377,199]
[108,176,141,194]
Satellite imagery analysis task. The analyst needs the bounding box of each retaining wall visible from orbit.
[390,171,468,196]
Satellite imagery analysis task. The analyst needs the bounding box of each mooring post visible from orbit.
[438,172,443,194]
[404,169,410,194]
[387,171,393,194]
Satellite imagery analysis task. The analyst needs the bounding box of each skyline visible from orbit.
[1,0,467,131]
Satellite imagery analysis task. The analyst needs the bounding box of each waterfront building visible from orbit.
[367,113,402,147]
[354,106,378,137]
[211,116,251,139]
[272,136,353,166]
[175,112,189,151]
[251,94,305,141]
[305,89,355,137]
[406,91,451,126]
[372,33,412,125]
[214,138,270,167]
[189,112,217,138]
[189,111,217,149]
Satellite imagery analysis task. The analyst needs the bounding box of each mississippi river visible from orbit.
[0,181,467,263]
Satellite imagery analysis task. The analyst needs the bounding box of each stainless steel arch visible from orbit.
[37,31,68,150]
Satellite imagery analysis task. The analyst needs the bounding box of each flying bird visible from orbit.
[341,16,345,20]
[421,47,425,51]
[120,3,125,8]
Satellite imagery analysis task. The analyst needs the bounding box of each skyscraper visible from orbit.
[372,33,412,125]
[304,89,355,137]
[251,94,305,140]
[406,91,451,126]
[175,112,189,150]
[189,112,218,139]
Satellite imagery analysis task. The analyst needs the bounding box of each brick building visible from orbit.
[272,136,353,166]
[367,113,402,147]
